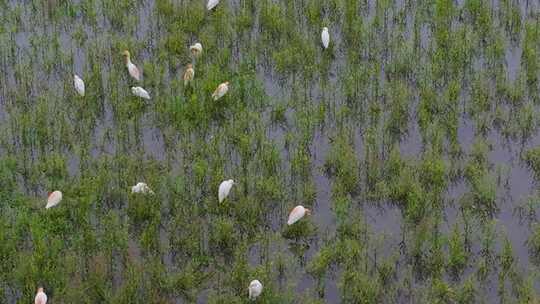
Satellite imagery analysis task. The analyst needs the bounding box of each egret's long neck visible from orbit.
[125,56,131,65]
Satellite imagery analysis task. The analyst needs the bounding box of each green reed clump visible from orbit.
[514,192,540,223]
[210,217,237,257]
[384,80,410,142]
[522,21,539,92]
[419,150,447,199]
[332,213,391,302]
[282,219,316,241]
[167,262,207,301]
[515,103,537,142]
[499,0,522,41]
[497,236,516,299]
[528,224,540,266]
[386,156,430,224]
[447,224,468,278]
[272,33,317,78]
[464,0,494,44]
[102,0,137,30]
[509,271,540,303]
[258,0,286,43]
[523,146,540,182]
[428,228,447,280]
[460,139,498,217]
[127,193,160,225]
[455,276,476,304]
[475,221,498,282]
[340,270,382,303]
[342,0,366,60]
[325,133,359,195]
[307,243,336,279]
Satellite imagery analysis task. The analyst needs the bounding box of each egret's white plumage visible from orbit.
[183,64,195,86]
[122,50,141,81]
[218,179,234,203]
[248,280,263,299]
[190,43,203,57]
[321,27,330,49]
[131,182,154,194]
[46,191,62,209]
[74,74,85,96]
[131,86,151,99]
[212,82,229,100]
[287,205,311,225]
[34,287,47,304]
[207,0,220,10]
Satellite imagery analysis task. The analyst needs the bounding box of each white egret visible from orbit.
[73,74,85,96]
[212,81,229,100]
[122,50,141,81]
[207,0,220,10]
[131,86,151,99]
[34,287,47,304]
[287,205,311,225]
[321,27,330,49]
[183,64,194,86]
[218,179,234,203]
[46,191,62,209]
[131,182,154,194]
[190,43,203,57]
[248,280,263,299]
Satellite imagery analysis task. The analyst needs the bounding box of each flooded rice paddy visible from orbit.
[1,0,540,303]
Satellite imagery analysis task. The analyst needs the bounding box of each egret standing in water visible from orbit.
[34,287,47,304]
[122,50,141,81]
[131,86,151,100]
[212,82,229,100]
[131,182,154,194]
[46,191,62,209]
[218,179,234,203]
[73,74,85,96]
[183,64,194,86]
[207,0,220,10]
[321,27,330,49]
[287,205,311,225]
[248,280,263,299]
[190,43,203,57]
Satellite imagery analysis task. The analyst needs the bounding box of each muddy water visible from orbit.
[3,0,540,303]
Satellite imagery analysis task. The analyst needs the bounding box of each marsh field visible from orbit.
[2,0,540,303]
